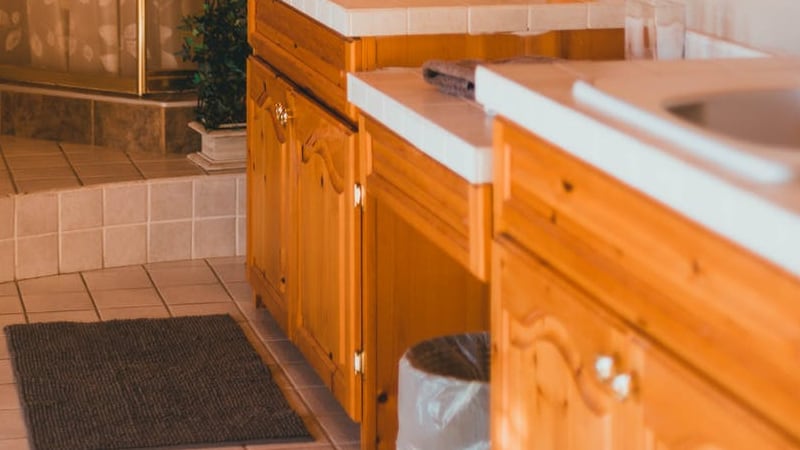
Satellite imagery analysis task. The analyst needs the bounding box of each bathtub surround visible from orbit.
[0,83,199,154]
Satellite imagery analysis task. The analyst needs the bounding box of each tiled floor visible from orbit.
[0,135,210,195]
[0,257,361,450]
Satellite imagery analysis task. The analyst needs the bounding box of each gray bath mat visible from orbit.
[5,314,311,450]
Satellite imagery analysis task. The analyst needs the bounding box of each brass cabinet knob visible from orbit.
[274,102,291,126]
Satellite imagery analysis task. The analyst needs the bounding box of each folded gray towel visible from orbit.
[422,55,559,100]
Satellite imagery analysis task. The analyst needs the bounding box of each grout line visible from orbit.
[12,281,29,324]
[77,272,103,321]
[0,144,20,195]
[140,263,176,318]
[56,142,84,187]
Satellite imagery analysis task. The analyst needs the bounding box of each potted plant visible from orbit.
[179,0,250,170]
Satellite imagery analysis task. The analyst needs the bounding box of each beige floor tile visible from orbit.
[298,387,349,418]
[0,361,13,385]
[91,287,162,309]
[147,263,219,287]
[0,385,19,410]
[22,291,93,313]
[82,266,152,291]
[4,155,68,170]
[0,315,26,328]
[207,255,246,265]
[27,310,99,323]
[159,283,231,304]
[211,263,248,283]
[0,338,8,359]
[0,438,29,450]
[169,302,244,322]
[0,409,27,439]
[81,174,144,185]
[18,274,85,294]
[0,296,22,315]
[223,281,252,302]
[0,285,15,297]
[74,163,141,178]
[284,363,325,389]
[317,414,360,445]
[246,440,333,449]
[98,305,171,321]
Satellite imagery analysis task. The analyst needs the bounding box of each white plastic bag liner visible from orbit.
[396,332,490,450]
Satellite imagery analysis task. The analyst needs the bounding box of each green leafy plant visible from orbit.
[179,0,250,130]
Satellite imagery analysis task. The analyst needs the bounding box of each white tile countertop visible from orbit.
[475,57,800,277]
[281,0,624,37]
[348,68,494,183]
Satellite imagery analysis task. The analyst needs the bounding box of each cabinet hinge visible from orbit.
[353,183,363,208]
[354,351,364,375]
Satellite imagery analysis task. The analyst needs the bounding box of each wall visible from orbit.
[687,0,800,55]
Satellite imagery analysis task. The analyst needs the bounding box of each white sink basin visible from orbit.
[572,71,800,184]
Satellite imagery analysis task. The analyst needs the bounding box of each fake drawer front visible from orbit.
[250,0,361,122]
[492,116,800,442]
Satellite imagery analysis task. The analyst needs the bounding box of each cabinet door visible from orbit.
[492,240,632,450]
[290,89,362,421]
[246,58,292,332]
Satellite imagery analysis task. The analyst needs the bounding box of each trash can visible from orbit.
[396,332,490,450]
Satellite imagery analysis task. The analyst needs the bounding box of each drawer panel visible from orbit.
[492,116,800,440]
[250,0,359,121]
[363,116,490,280]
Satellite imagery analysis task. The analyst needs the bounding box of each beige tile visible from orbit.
[0,315,26,328]
[16,192,58,236]
[0,438,29,450]
[0,197,13,240]
[207,255,245,265]
[317,413,360,445]
[82,174,143,186]
[146,261,218,286]
[60,229,103,273]
[27,310,99,323]
[104,225,147,267]
[60,187,102,231]
[4,155,68,170]
[15,178,81,194]
[194,218,236,258]
[104,184,147,226]
[18,273,85,294]
[98,305,170,321]
[73,163,140,178]
[0,241,12,283]
[299,386,349,417]
[246,440,333,449]
[22,291,93,313]
[12,166,75,181]
[0,361,13,384]
[134,160,204,178]
[468,5,529,33]
[236,216,246,256]
[210,263,247,283]
[91,287,162,309]
[0,284,15,297]
[284,363,325,389]
[225,281,252,303]
[82,265,152,291]
[0,385,18,411]
[529,2,589,31]
[408,7,468,34]
[0,136,60,154]
[0,181,15,197]
[587,0,624,28]
[194,176,237,217]
[236,175,246,216]
[0,337,8,359]
[0,297,22,315]
[150,180,193,221]
[158,283,231,304]
[0,409,26,439]
[169,302,244,321]
[148,221,192,262]
[16,234,58,280]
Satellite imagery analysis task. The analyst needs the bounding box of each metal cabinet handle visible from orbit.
[274,102,291,127]
[611,373,632,400]
[594,354,615,382]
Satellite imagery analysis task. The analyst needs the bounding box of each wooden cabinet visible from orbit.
[247,55,362,420]
[360,117,490,449]
[291,86,362,419]
[491,117,800,449]
[247,59,292,332]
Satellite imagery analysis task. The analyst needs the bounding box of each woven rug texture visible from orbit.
[4,314,311,450]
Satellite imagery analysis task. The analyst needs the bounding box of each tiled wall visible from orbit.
[0,173,246,282]
[686,0,800,56]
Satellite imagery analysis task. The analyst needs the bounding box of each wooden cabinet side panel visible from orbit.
[493,117,800,441]
[366,192,489,450]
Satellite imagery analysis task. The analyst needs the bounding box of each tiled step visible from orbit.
[0,137,246,282]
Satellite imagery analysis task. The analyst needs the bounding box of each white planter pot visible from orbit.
[187,120,247,171]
